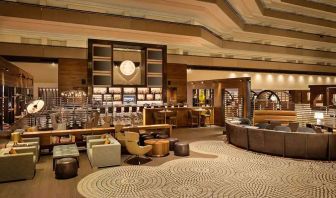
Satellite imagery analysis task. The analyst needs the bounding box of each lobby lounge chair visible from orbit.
[86,135,121,168]
[124,132,152,165]
[0,147,36,182]
[7,137,40,162]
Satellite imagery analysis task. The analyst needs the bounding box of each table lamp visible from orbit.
[314,112,324,125]
[11,132,21,145]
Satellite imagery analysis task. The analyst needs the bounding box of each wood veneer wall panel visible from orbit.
[58,58,87,93]
[167,63,187,103]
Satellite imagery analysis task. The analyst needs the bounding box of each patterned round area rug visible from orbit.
[77,141,336,198]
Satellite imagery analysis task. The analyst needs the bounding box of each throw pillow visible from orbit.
[104,138,110,144]
[9,148,17,154]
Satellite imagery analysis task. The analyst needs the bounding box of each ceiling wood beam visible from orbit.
[281,0,336,14]
[256,0,335,29]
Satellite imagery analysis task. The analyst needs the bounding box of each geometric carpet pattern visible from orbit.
[77,140,336,198]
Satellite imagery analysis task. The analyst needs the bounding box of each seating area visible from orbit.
[0,125,187,183]
[226,121,336,160]
[0,1,336,197]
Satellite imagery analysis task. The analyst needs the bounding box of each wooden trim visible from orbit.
[188,65,336,76]
[22,124,173,147]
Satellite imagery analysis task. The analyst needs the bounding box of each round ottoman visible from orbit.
[55,158,78,179]
[174,142,190,156]
[141,135,155,146]
[167,137,179,151]
[157,134,169,139]
[144,139,169,157]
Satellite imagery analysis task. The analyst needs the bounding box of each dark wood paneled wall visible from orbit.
[166,63,187,103]
[309,85,336,110]
[58,58,87,93]
[289,90,310,104]
[0,56,33,88]
[189,77,251,126]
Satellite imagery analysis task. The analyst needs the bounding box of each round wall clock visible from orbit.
[120,60,136,76]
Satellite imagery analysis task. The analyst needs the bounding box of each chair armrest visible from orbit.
[88,139,105,148]
[16,142,39,147]
[13,146,36,155]
[86,135,102,142]
[22,137,40,144]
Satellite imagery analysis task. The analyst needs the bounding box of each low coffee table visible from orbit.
[53,144,79,170]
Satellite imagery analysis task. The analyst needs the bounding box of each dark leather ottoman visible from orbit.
[55,158,78,179]
[174,142,189,156]
[140,134,155,146]
[167,137,179,151]
[157,134,169,139]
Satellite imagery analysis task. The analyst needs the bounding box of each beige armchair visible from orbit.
[7,137,40,162]
[124,132,152,165]
[0,148,36,182]
[86,135,121,168]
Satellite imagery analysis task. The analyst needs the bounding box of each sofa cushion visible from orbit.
[248,128,265,153]
[329,134,336,160]
[230,125,248,149]
[264,130,284,156]
[285,133,306,158]
[306,134,328,160]
[9,148,17,154]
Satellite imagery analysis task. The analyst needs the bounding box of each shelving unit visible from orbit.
[192,89,214,107]
[88,39,167,105]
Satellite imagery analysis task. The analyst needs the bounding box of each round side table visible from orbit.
[144,139,169,157]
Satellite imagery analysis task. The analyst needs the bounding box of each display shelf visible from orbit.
[192,89,214,107]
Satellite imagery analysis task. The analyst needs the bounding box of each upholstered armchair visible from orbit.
[7,137,40,161]
[0,148,36,182]
[124,132,152,165]
[86,135,121,168]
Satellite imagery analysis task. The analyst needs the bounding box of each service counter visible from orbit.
[143,107,214,127]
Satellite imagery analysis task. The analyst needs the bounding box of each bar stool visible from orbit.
[123,106,131,125]
[113,106,122,125]
[130,106,139,125]
[137,106,144,125]
[167,110,177,127]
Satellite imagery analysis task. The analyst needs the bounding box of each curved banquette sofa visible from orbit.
[226,121,336,160]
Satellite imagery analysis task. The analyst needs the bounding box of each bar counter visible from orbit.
[143,107,214,127]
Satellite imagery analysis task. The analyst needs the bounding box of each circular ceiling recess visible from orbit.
[120,60,136,76]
